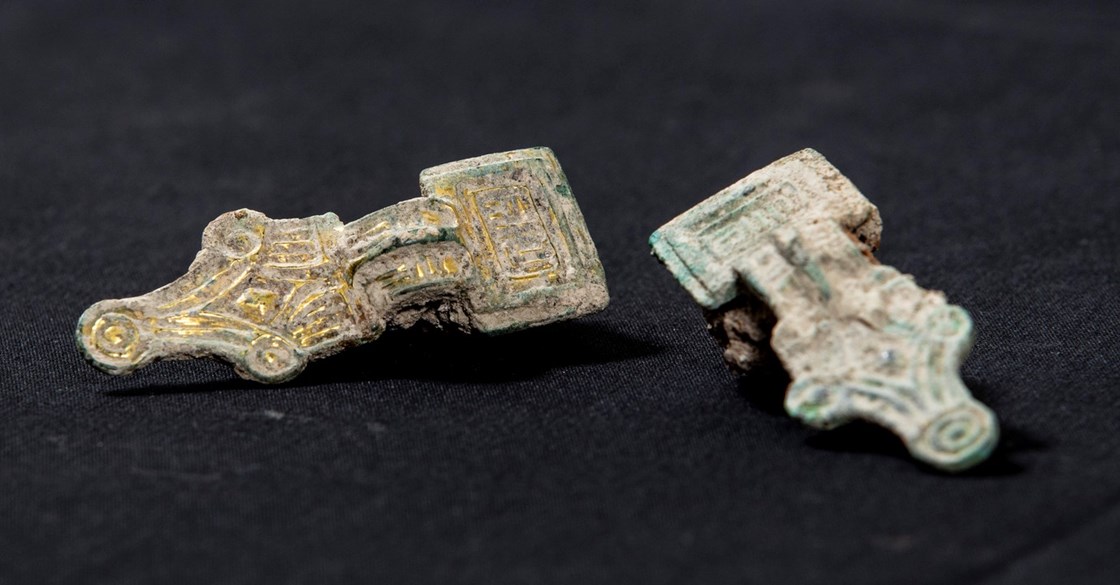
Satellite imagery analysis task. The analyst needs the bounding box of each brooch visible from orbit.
[78,148,609,383]
[651,149,997,471]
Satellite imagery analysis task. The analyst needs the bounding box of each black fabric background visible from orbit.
[1,1,1118,583]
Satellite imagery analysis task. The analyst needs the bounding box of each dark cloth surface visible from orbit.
[1,1,1118,583]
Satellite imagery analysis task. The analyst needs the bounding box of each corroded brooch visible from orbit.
[650,149,997,471]
[78,148,609,383]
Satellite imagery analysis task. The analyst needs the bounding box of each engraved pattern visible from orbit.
[468,185,561,288]
[758,223,997,471]
[79,210,371,383]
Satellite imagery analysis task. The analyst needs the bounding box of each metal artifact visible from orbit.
[78,148,609,383]
[650,148,997,471]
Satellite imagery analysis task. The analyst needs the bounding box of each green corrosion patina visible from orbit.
[650,148,998,472]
